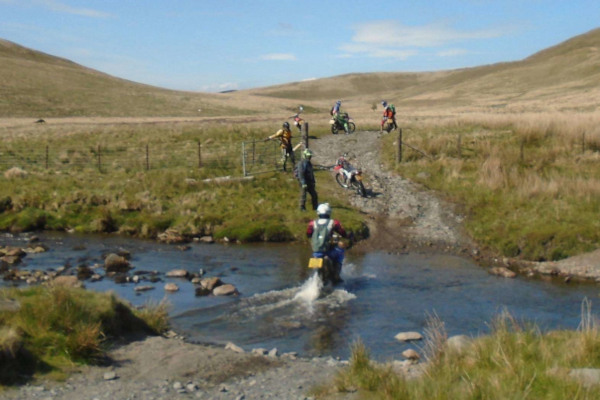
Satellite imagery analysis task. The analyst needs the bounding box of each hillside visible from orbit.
[1,27,599,118]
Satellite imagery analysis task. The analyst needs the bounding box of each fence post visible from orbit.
[582,132,586,154]
[45,145,49,169]
[97,145,102,172]
[303,122,309,149]
[198,142,202,168]
[457,134,462,159]
[252,139,256,165]
[145,144,149,171]
[520,139,525,162]
[242,141,247,176]
[397,128,403,163]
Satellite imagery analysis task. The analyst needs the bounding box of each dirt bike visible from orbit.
[334,155,367,197]
[308,254,337,285]
[291,106,305,133]
[329,113,356,135]
[382,117,396,133]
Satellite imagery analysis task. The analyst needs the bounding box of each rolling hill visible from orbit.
[1,27,599,118]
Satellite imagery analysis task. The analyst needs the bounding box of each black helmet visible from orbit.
[283,122,290,129]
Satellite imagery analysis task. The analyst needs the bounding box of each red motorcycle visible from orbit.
[333,155,366,197]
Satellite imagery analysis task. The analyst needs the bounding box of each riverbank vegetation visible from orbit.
[324,303,600,399]
[0,285,169,385]
[0,120,368,243]
[382,112,600,261]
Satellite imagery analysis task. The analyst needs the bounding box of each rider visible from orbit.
[331,100,350,134]
[380,100,397,132]
[266,122,295,171]
[306,203,349,284]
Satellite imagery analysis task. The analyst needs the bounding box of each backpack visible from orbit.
[389,104,396,116]
[311,219,334,253]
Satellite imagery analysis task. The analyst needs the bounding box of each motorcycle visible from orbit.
[329,113,356,135]
[333,154,366,197]
[382,117,396,133]
[308,254,336,285]
[291,106,305,133]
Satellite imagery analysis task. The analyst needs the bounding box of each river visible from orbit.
[2,232,598,360]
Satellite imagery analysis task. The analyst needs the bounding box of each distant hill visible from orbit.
[1,28,599,118]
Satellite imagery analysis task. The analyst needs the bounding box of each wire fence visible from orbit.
[0,138,306,177]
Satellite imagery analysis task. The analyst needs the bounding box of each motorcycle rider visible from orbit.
[306,203,348,284]
[331,100,350,134]
[297,148,318,211]
[380,100,397,132]
[266,122,295,171]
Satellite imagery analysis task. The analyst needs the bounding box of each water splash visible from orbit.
[294,272,323,304]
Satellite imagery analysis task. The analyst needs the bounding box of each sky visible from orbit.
[1,0,599,93]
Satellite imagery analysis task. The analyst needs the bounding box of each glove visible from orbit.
[302,184,307,189]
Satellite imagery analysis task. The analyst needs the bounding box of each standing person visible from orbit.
[380,100,397,132]
[331,100,350,134]
[306,203,348,284]
[266,122,295,171]
[297,148,318,211]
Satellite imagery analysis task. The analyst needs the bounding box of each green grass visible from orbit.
[381,120,600,261]
[327,305,600,399]
[0,122,369,243]
[0,286,169,385]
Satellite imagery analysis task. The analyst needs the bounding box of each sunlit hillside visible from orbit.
[1,27,599,119]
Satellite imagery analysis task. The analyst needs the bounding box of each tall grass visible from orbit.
[330,301,600,399]
[383,111,600,261]
[0,286,169,384]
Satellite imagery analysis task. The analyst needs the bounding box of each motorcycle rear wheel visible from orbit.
[331,124,339,134]
[348,122,356,133]
[352,180,367,197]
[335,173,349,188]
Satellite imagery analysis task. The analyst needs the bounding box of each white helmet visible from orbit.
[317,203,331,217]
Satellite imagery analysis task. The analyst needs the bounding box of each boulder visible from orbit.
[4,167,28,179]
[225,342,245,353]
[166,269,189,278]
[199,236,215,244]
[52,275,84,288]
[489,266,517,278]
[23,245,47,254]
[134,285,154,292]
[157,228,186,244]
[446,335,472,353]
[3,247,26,257]
[213,284,238,296]
[164,283,179,292]
[200,277,222,291]
[401,349,420,361]
[394,331,423,342]
[104,253,131,273]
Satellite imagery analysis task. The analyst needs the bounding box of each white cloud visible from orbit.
[260,53,297,61]
[340,20,506,59]
[301,77,316,82]
[33,0,111,18]
[200,82,240,92]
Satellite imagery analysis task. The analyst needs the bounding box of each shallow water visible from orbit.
[2,232,598,360]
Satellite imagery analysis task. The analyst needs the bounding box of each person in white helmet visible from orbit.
[306,203,348,284]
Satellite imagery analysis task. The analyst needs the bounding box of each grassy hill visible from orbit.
[1,28,599,118]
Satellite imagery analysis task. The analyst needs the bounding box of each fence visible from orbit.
[0,134,309,177]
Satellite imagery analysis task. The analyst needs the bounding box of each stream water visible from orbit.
[2,232,598,360]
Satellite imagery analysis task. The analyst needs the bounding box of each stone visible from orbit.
[446,335,472,353]
[164,283,179,292]
[213,284,238,296]
[104,253,131,273]
[268,348,278,358]
[252,348,267,356]
[166,269,189,278]
[225,342,245,353]
[394,331,423,342]
[134,285,154,292]
[489,266,517,278]
[199,236,215,244]
[195,286,211,296]
[200,277,222,291]
[157,228,186,244]
[4,167,28,179]
[51,276,84,288]
[401,349,420,361]
[103,371,118,381]
[173,382,183,390]
[569,368,600,387]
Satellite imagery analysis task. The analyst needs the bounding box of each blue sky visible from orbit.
[1,0,599,92]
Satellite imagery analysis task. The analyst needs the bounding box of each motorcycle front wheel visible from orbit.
[335,173,349,188]
[348,122,356,133]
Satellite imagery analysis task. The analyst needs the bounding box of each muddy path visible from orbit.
[311,130,476,255]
